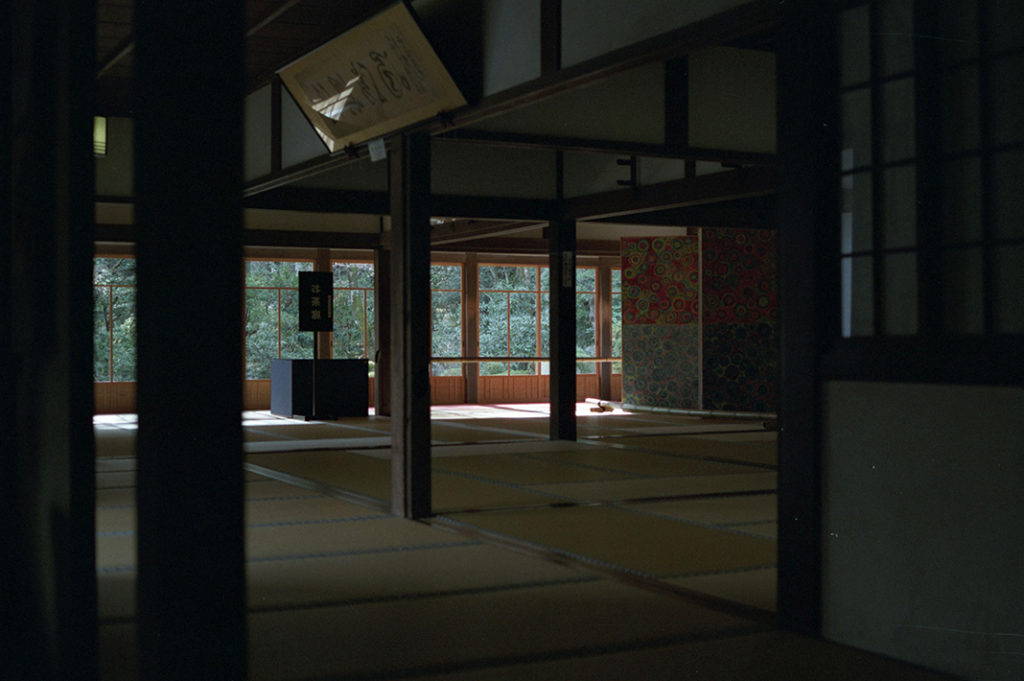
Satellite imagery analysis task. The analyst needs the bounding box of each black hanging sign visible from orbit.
[298,272,333,332]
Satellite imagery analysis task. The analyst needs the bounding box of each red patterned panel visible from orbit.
[701,228,777,325]
[621,236,699,326]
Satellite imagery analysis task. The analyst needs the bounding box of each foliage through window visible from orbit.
[94,257,136,382]
[332,261,375,375]
[244,259,314,379]
[576,267,598,374]
[431,264,463,376]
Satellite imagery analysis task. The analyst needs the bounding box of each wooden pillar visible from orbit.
[4,1,97,678]
[549,219,577,440]
[374,245,391,415]
[134,1,247,678]
[389,133,432,518]
[776,0,837,637]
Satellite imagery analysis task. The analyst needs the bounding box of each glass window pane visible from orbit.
[510,361,536,375]
[365,294,376,360]
[333,290,368,358]
[841,255,874,337]
[480,265,535,291]
[478,292,509,356]
[988,0,1024,52]
[539,266,550,291]
[840,6,871,86]
[481,361,509,376]
[576,292,596,357]
[611,268,621,294]
[94,287,111,382]
[432,290,462,357]
[882,78,916,163]
[111,287,136,382]
[940,67,980,153]
[246,259,313,287]
[430,264,462,289]
[93,257,136,285]
[994,244,1024,333]
[575,267,596,292]
[943,247,984,334]
[990,55,1024,145]
[279,289,313,359]
[938,0,978,64]
[509,292,538,357]
[841,171,873,254]
[539,294,550,356]
[245,288,278,379]
[884,252,918,335]
[883,165,917,249]
[941,158,982,244]
[332,261,374,289]
[879,0,915,76]
[992,149,1024,240]
[841,89,872,170]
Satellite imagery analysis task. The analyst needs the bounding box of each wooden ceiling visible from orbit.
[96,0,395,114]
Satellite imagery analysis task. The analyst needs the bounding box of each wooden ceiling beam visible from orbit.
[565,165,775,221]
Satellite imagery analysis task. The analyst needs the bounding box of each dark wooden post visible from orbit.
[389,133,432,518]
[134,1,247,678]
[4,1,98,678]
[549,219,577,440]
[776,0,837,636]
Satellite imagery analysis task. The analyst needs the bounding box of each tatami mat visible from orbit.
[247,449,390,500]
[246,580,761,681]
[405,630,961,681]
[524,446,766,477]
[432,453,632,485]
[441,505,776,578]
[633,494,778,526]
[527,472,777,503]
[609,435,778,467]
[667,568,777,613]
[247,542,593,612]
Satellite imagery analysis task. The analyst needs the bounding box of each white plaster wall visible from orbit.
[244,85,272,181]
[431,140,557,199]
[561,0,748,67]
[281,86,328,168]
[823,381,1024,681]
[688,47,776,153]
[482,0,541,96]
[95,117,134,197]
[472,62,665,143]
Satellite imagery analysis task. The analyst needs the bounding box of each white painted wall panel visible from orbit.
[293,157,389,193]
[823,381,1024,681]
[472,63,664,143]
[431,141,557,199]
[482,0,541,96]
[689,47,776,153]
[244,86,272,181]
[561,0,748,67]
[563,151,626,198]
[281,87,328,168]
[95,117,134,198]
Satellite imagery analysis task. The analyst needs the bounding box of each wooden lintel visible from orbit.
[436,130,775,166]
[566,165,776,221]
[243,186,387,214]
[430,220,544,245]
